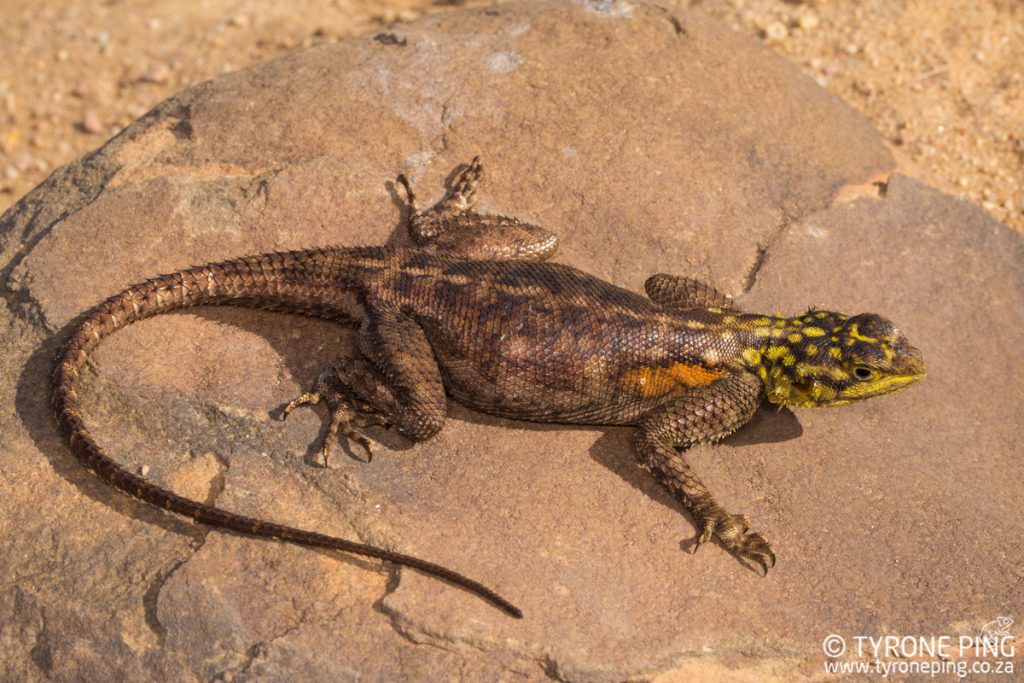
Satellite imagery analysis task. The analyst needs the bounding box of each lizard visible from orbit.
[53,157,926,619]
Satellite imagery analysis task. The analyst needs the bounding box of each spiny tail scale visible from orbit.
[51,248,523,619]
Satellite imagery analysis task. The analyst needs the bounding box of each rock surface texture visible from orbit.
[2,1,1020,681]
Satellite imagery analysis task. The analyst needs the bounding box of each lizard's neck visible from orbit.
[729,310,849,407]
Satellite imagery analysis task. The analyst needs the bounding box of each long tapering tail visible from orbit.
[52,248,522,618]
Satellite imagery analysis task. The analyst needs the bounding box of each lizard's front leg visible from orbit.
[635,371,776,573]
[283,306,447,466]
[644,273,738,311]
[396,157,559,261]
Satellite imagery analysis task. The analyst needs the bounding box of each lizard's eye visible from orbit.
[853,366,874,381]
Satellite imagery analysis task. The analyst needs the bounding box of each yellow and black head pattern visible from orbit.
[736,310,926,408]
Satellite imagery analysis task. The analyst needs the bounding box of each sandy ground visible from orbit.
[1,0,1021,231]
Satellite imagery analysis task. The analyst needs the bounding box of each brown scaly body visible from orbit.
[53,158,926,618]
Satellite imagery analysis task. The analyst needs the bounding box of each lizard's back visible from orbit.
[367,251,726,424]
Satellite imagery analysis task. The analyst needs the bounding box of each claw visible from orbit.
[449,157,483,211]
[281,391,320,419]
[693,520,715,554]
[743,533,776,575]
[321,401,373,466]
[692,507,776,573]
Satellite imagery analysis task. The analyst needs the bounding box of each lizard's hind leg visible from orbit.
[282,308,447,467]
[396,157,559,261]
[282,357,395,466]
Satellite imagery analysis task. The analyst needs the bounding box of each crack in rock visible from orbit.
[142,534,210,647]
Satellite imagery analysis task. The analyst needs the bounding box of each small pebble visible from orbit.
[798,12,819,30]
[2,128,21,152]
[72,82,90,98]
[852,79,873,95]
[764,21,788,43]
[138,465,150,476]
[143,63,171,84]
[81,111,104,134]
[12,153,34,172]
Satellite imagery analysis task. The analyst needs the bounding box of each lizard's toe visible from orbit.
[280,391,320,420]
[720,521,775,574]
[693,518,716,554]
[694,507,776,573]
[351,412,393,429]
[321,401,374,466]
[280,372,383,467]
[735,531,775,574]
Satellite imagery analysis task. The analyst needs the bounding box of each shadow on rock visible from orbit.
[15,320,204,541]
[587,404,802,574]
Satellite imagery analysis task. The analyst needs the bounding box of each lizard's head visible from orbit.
[744,311,926,408]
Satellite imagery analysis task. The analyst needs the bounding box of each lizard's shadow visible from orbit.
[18,312,404,639]
[446,401,801,572]
[449,400,801,516]
[17,322,207,541]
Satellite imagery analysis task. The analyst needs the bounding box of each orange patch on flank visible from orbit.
[625,362,726,398]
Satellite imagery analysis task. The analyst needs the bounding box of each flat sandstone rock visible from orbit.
[1,1,1020,680]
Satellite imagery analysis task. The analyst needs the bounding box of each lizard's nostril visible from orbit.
[902,346,926,375]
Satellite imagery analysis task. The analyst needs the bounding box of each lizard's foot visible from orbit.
[692,505,776,574]
[396,156,482,219]
[447,155,483,212]
[280,363,393,467]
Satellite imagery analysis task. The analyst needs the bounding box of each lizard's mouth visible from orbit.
[829,371,925,405]
[829,344,926,405]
